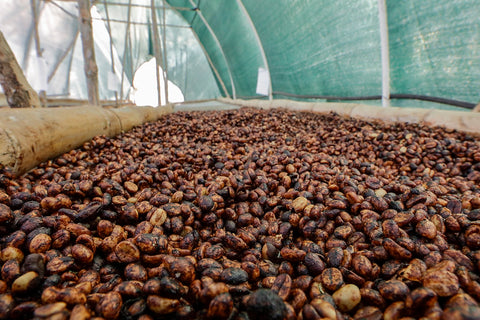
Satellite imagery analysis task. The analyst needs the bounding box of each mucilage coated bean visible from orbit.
[0,108,480,319]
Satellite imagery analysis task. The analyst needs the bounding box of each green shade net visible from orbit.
[388,0,480,104]
[167,0,267,98]
[242,0,382,98]
[165,0,480,107]
[168,0,382,98]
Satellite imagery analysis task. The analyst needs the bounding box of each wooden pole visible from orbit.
[0,31,41,108]
[77,0,100,106]
[151,0,163,106]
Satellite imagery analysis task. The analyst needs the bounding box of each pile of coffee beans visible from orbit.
[0,108,479,319]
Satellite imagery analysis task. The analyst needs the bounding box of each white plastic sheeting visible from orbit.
[0,0,128,100]
[0,0,220,102]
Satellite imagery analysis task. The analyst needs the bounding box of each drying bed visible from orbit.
[0,108,479,319]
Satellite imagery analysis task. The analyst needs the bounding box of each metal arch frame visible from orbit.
[161,0,169,104]
[119,0,132,100]
[378,0,390,107]
[151,0,164,106]
[190,26,230,98]
[235,0,272,100]
[187,0,236,99]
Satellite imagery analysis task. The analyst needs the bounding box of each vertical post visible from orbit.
[103,0,118,105]
[77,0,100,106]
[30,0,47,106]
[119,0,132,101]
[151,0,163,106]
[161,0,169,104]
[378,0,390,107]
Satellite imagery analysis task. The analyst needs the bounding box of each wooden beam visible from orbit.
[77,0,100,106]
[0,31,41,108]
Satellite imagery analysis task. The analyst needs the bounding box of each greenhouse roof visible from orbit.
[0,0,479,109]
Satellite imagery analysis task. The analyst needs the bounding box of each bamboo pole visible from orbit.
[0,31,42,108]
[0,104,173,175]
[77,0,100,106]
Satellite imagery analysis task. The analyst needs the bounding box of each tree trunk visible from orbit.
[0,31,41,108]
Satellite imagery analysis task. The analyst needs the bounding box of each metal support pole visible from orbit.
[378,0,390,107]
[161,0,169,104]
[190,28,230,98]
[31,0,47,106]
[119,0,132,100]
[151,0,163,106]
[31,0,42,57]
[188,0,236,99]
[103,0,118,104]
[93,1,193,11]
[235,0,272,100]
[77,0,100,106]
